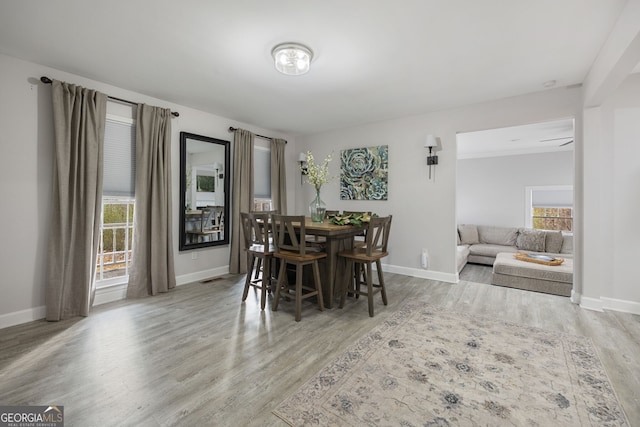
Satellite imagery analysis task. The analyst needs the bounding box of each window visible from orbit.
[96,197,135,284]
[96,114,136,287]
[532,207,573,231]
[525,185,573,232]
[253,141,272,211]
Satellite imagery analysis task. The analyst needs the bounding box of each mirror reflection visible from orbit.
[179,132,230,250]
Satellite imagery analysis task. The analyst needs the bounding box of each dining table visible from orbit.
[298,217,364,309]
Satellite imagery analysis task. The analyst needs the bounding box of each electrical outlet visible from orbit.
[191,252,198,260]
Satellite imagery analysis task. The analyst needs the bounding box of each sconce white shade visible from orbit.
[212,161,223,172]
[425,134,437,148]
[272,43,313,76]
[298,152,307,162]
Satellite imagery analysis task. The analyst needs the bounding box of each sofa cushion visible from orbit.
[544,230,564,254]
[458,224,479,244]
[560,234,573,254]
[469,243,518,258]
[516,229,546,252]
[493,252,573,284]
[477,225,518,246]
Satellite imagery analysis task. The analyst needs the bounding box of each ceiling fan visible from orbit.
[540,136,574,146]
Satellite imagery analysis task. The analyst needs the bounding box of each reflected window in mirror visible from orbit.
[179,132,230,250]
[253,139,273,211]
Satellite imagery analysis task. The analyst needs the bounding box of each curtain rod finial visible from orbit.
[40,76,52,84]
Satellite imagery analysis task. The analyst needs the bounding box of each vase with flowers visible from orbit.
[302,151,332,222]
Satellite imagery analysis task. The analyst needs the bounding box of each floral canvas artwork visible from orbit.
[340,145,388,200]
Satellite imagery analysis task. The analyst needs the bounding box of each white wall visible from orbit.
[581,73,640,311]
[457,151,574,227]
[0,53,297,327]
[296,87,582,282]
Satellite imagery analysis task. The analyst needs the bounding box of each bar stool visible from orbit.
[271,215,326,321]
[250,210,278,283]
[240,212,275,310]
[339,215,392,317]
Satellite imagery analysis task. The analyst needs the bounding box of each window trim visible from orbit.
[524,185,573,229]
[96,111,136,289]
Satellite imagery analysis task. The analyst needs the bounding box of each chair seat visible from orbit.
[274,249,327,262]
[339,249,388,262]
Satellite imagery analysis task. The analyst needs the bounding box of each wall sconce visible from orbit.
[213,162,224,186]
[425,134,438,179]
[298,152,309,184]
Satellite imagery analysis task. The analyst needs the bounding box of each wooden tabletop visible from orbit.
[300,217,364,237]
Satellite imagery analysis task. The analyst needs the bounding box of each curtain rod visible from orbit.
[40,76,180,117]
[227,126,286,143]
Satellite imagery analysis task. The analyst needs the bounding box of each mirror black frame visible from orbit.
[179,132,231,251]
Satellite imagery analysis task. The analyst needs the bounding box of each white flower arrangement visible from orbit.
[303,151,333,192]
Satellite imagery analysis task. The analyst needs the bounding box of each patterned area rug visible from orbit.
[273,304,628,426]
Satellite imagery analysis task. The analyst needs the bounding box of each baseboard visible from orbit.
[94,283,128,306]
[382,264,458,284]
[579,296,605,312]
[570,289,580,305]
[0,266,232,329]
[0,305,46,330]
[92,266,230,306]
[4,264,637,329]
[176,265,229,286]
[601,297,640,315]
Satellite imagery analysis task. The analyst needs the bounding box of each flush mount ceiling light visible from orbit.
[271,42,313,75]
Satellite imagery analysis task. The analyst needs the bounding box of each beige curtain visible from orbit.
[46,80,107,321]
[229,129,254,274]
[127,104,176,297]
[271,138,288,214]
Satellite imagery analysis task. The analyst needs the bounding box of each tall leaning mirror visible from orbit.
[179,132,230,250]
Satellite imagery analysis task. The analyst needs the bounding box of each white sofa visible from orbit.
[456,224,574,297]
[457,224,573,272]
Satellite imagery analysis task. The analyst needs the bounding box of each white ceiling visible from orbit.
[0,0,629,136]
[457,118,574,159]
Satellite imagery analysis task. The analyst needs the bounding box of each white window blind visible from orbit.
[532,189,573,207]
[254,144,271,199]
[103,117,136,197]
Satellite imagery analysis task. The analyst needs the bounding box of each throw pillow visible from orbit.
[560,234,574,254]
[516,229,546,252]
[458,224,479,244]
[544,230,564,253]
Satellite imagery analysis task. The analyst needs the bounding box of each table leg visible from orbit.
[321,239,335,309]
[322,236,353,309]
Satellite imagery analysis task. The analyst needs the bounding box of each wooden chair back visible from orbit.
[240,212,271,252]
[200,207,215,232]
[271,215,308,256]
[363,215,392,256]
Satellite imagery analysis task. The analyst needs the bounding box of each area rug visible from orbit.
[273,304,628,426]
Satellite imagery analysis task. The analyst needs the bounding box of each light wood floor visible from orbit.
[1,272,638,426]
[459,262,494,285]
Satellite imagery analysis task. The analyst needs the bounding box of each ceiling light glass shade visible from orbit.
[271,43,313,75]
